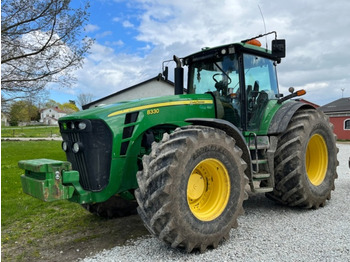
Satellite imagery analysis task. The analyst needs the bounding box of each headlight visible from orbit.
[62,141,68,152]
[72,142,83,153]
[78,122,87,130]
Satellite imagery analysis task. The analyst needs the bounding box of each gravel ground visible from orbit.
[82,143,350,262]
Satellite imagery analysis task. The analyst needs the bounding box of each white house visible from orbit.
[1,112,9,126]
[40,107,67,125]
[82,75,176,110]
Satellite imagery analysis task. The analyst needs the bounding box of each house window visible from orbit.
[344,119,350,130]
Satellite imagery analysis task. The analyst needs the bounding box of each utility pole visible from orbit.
[341,88,345,98]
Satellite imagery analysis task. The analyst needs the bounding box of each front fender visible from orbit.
[185,118,252,180]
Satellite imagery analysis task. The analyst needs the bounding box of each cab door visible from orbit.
[242,54,279,130]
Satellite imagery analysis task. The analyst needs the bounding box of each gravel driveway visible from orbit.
[82,143,350,262]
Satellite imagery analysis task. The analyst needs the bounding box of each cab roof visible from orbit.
[183,38,284,65]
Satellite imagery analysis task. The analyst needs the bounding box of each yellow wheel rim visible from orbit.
[187,158,230,221]
[305,134,328,186]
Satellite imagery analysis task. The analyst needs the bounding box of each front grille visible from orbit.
[59,119,113,191]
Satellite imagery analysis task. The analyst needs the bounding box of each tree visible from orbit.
[43,99,79,113]
[9,100,39,126]
[32,89,50,110]
[1,0,93,101]
[45,99,61,109]
[77,93,94,109]
[60,102,79,113]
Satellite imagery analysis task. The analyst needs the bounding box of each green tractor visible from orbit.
[19,32,338,253]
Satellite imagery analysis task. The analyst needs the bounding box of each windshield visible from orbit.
[188,54,240,95]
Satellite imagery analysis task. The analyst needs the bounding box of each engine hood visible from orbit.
[59,93,214,121]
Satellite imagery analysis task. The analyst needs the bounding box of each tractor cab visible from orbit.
[181,32,286,131]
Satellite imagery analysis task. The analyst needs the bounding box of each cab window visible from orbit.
[188,54,242,127]
[243,54,278,129]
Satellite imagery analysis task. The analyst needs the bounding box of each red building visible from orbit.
[297,99,320,109]
[318,98,350,140]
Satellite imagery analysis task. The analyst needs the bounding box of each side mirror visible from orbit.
[272,39,286,58]
[163,66,169,80]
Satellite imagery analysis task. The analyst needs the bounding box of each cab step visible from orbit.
[251,159,268,165]
[252,172,273,193]
[249,144,270,150]
[253,172,270,180]
[253,187,274,193]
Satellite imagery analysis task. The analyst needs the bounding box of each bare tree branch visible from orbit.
[1,0,93,100]
[77,93,94,109]
[2,1,54,33]
[1,1,59,64]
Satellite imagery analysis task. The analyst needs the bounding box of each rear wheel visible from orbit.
[135,126,248,252]
[267,109,338,208]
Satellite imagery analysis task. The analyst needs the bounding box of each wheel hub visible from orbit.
[306,134,328,186]
[187,172,205,200]
[187,158,230,221]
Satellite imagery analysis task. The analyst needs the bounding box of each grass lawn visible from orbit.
[1,141,101,260]
[1,126,60,138]
[1,141,148,261]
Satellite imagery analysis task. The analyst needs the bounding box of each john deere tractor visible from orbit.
[19,32,338,253]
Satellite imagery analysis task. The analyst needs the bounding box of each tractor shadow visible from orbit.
[242,190,310,216]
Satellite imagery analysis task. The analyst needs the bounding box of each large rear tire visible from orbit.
[267,109,338,208]
[135,126,247,252]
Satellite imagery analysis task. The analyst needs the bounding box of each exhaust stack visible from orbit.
[173,55,184,95]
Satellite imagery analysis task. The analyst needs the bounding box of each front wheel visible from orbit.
[267,109,338,208]
[135,126,248,252]
[82,195,138,218]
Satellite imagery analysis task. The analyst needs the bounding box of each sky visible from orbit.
[50,0,350,106]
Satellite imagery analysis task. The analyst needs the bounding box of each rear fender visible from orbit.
[268,101,315,135]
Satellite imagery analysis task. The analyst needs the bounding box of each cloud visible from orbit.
[105,40,125,47]
[122,20,135,28]
[71,42,153,98]
[84,24,100,33]
[96,31,113,39]
[138,44,152,51]
[134,0,275,49]
[64,0,350,106]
